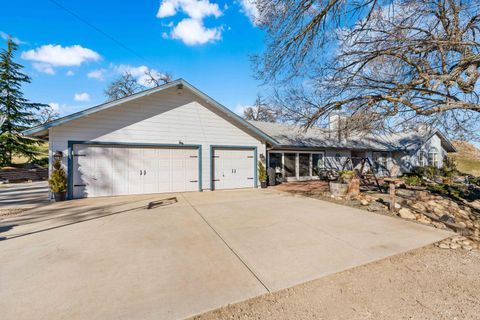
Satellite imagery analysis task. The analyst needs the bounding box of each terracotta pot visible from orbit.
[260,181,267,188]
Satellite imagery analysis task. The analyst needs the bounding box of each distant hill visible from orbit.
[450,141,480,177]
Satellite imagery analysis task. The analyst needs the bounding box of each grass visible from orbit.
[454,157,480,177]
[11,142,48,165]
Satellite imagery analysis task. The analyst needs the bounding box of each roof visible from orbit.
[22,79,278,145]
[249,121,457,152]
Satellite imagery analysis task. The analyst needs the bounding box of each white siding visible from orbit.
[49,86,265,191]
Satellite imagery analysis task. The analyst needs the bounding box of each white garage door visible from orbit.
[212,148,255,190]
[72,145,199,198]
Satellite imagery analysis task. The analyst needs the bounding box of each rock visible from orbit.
[412,202,426,211]
[438,243,450,249]
[439,214,456,224]
[432,222,446,229]
[395,203,402,209]
[462,240,472,246]
[432,207,444,216]
[360,199,369,206]
[457,221,467,229]
[398,208,416,220]
[450,243,461,249]
[417,215,431,224]
[463,245,473,251]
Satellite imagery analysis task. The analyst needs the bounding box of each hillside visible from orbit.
[450,140,480,177]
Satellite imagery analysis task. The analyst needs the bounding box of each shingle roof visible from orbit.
[248,121,456,152]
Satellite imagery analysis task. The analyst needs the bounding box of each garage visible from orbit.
[23,80,272,199]
[71,144,200,198]
[211,147,257,190]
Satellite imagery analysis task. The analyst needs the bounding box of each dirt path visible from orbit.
[192,246,480,320]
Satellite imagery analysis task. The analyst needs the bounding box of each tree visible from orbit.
[104,70,172,101]
[0,37,47,166]
[255,0,480,141]
[37,104,59,124]
[243,94,278,122]
[104,72,142,101]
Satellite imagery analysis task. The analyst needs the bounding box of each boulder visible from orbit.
[438,243,450,249]
[398,208,416,220]
[439,214,456,224]
[360,199,369,206]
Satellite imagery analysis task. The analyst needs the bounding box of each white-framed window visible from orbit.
[312,153,325,176]
[419,150,428,167]
[428,147,439,167]
[267,151,325,179]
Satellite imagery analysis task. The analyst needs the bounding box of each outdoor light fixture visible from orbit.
[176,83,183,95]
[53,151,63,161]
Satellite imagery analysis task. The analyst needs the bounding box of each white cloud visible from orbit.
[157,0,223,45]
[239,0,260,25]
[87,68,106,81]
[66,70,75,76]
[171,18,222,45]
[157,0,222,20]
[21,44,100,74]
[74,92,90,102]
[114,64,167,87]
[48,102,60,112]
[32,63,55,75]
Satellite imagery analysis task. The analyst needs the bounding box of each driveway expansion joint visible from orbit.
[180,193,271,293]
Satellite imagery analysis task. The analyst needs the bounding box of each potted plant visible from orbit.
[258,161,268,188]
[49,159,67,201]
[329,170,354,197]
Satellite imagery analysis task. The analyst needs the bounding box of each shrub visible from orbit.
[258,161,267,182]
[338,170,354,183]
[402,175,423,186]
[49,159,67,193]
[410,166,439,179]
[440,156,458,178]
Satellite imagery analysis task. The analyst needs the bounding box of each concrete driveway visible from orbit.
[0,189,451,320]
[0,181,49,209]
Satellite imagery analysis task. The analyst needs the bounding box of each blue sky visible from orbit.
[0,0,264,116]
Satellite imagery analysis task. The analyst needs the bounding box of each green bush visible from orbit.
[440,156,458,178]
[410,166,439,179]
[402,175,423,186]
[48,159,67,193]
[258,161,267,182]
[338,170,354,183]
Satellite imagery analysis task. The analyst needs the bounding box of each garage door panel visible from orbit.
[213,148,255,190]
[72,145,199,198]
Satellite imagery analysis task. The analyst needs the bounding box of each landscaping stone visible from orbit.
[360,199,369,206]
[398,208,415,220]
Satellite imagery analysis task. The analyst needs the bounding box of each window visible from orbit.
[312,153,324,176]
[284,153,297,177]
[299,154,310,176]
[419,150,428,167]
[373,152,388,171]
[428,147,439,167]
[269,153,282,172]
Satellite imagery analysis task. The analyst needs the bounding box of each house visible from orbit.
[23,79,456,199]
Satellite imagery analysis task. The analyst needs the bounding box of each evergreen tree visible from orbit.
[0,36,47,165]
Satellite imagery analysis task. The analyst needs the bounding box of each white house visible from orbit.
[23,79,456,199]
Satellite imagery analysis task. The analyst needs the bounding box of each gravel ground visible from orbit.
[192,245,480,320]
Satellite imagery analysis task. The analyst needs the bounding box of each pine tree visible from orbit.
[0,36,47,166]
